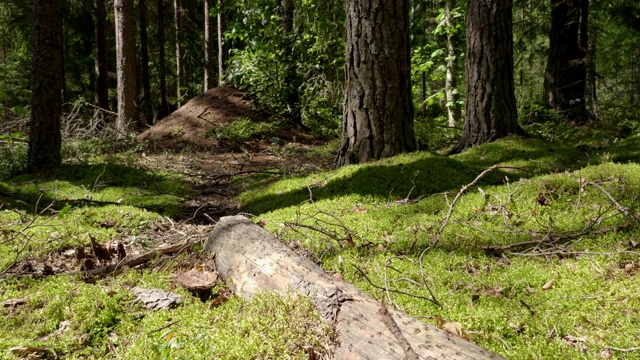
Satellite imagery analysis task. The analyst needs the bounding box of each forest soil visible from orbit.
[138,86,331,222]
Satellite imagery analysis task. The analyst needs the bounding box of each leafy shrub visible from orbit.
[414,117,460,151]
[0,140,27,179]
[214,118,279,143]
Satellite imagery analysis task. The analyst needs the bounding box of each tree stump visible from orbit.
[204,215,504,360]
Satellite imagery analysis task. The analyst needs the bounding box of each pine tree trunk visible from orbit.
[543,0,589,123]
[204,0,216,91]
[139,0,153,125]
[114,0,138,133]
[94,0,109,112]
[29,0,63,173]
[449,0,520,154]
[174,0,186,106]
[157,0,169,118]
[336,0,416,166]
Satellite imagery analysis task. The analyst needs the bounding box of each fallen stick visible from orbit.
[78,239,200,276]
[205,215,505,360]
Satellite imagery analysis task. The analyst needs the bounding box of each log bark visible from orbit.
[204,216,504,360]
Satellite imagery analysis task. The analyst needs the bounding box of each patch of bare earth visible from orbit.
[138,86,333,222]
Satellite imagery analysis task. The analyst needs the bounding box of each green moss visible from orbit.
[237,137,640,359]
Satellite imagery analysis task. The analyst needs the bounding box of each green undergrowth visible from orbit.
[2,134,640,359]
[237,135,640,359]
[0,163,192,271]
[0,272,331,359]
[0,156,331,359]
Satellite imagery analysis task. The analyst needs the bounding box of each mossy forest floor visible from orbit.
[2,104,640,359]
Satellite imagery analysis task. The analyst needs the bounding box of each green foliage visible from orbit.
[224,0,344,139]
[411,3,465,118]
[413,117,460,151]
[0,142,27,180]
[214,117,279,143]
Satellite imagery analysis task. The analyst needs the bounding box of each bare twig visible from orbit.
[432,165,500,247]
[73,239,201,277]
[352,264,440,306]
[586,180,640,222]
[605,346,640,352]
[0,196,56,277]
[378,299,419,360]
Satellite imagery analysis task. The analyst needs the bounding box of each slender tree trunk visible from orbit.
[444,0,460,127]
[585,37,597,121]
[94,0,109,112]
[204,0,216,91]
[114,0,138,133]
[336,0,416,166]
[157,0,169,118]
[630,48,640,107]
[217,0,225,86]
[29,0,63,173]
[449,0,521,154]
[543,0,589,123]
[174,0,186,106]
[281,0,301,124]
[139,0,153,125]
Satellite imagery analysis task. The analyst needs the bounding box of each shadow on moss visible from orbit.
[0,163,192,217]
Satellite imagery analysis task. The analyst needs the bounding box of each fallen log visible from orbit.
[205,216,505,360]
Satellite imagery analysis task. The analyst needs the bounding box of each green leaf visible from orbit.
[58,203,72,219]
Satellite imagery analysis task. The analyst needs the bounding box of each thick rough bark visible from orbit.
[205,216,505,360]
[114,0,138,133]
[336,0,416,166]
[174,0,186,106]
[139,0,153,125]
[94,0,109,112]
[204,0,216,91]
[157,0,169,118]
[449,0,520,154]
[29,0,63,173]
[543,0,589,122]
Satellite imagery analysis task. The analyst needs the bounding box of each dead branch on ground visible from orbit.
[378,299,420,360]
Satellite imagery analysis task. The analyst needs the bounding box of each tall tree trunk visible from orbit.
[94,0,109,112]
[444,0,461,127]
[29,0,63,173]
[449,0,520,155]
[281,0,301,125]
[157,0,169,118]
[114,0,138,133]
[174,0,186,106]
[217,0,225,86]
[336,0,416,166]
[204,0,216,91]
[631,48,640,107]
[585,37,597,121]
[139,0,153,125]
[543,0,589,123]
